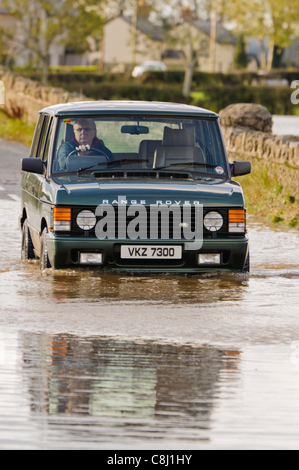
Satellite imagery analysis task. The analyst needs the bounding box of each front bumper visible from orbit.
[47,233,249,273]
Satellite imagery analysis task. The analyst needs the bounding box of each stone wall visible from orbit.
[0,67,90,123]
[220,103,299,200]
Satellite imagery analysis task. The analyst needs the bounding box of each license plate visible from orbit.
[121,245,182,259]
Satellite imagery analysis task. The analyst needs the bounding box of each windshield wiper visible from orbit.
[155,162,220,170]
[77,159,149,175]
[108,158,148,166]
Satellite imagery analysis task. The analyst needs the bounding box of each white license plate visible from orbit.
[121,245,182,259]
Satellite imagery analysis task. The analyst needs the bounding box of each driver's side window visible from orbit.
[36,115,51,161]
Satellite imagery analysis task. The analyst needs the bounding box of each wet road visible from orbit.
[0,135,299,449]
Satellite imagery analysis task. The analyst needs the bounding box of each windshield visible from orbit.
[52,115,227,177]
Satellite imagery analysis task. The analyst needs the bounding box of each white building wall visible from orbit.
[104,17,133,64]
[103,16,163,65]
[199,43,235,73]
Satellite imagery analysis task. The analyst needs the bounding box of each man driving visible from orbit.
[57,118,114,170]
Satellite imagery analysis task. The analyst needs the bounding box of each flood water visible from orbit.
[0,132,299,449]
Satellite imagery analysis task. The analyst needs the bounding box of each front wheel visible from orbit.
[40,228,51,270]
[243,251,250,273]
[21,219,34,260]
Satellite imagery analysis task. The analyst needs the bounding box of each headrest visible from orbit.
[162,127,195,147]
[139,140,162,152]
[65,123,75,141]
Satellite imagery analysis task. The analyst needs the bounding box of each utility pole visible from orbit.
[99,2,106,72]
[210,0,217,73]
[132,0,138,66]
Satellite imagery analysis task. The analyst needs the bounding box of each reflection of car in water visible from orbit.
[20,101,251,272]
[49,271,249,305]
[20,332,241,430]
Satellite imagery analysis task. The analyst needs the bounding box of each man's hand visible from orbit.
[76,144,92,156]
[76,144,91,152]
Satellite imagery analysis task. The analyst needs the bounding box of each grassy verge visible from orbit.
[0,110,35,147]
[237,159,299,228]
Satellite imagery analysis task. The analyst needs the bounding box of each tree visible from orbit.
[234,35,248,69]
[0,25,14,67]
[223,0,299,71]
[2,0,105,83]
[150,0,209,97]
[272,45,284,69]
[169,21,205,97]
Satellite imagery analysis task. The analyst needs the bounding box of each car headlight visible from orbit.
[76,210,96,231]
[204,212,223,232]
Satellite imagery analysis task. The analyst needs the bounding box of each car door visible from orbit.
[25,114,52,250]
[22,114,44,248]
[36,116,55,253]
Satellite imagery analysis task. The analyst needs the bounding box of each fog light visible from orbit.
[198,253,221,264]
[80,253,103,264]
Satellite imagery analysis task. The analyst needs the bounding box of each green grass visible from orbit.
[0,110,35,147]
[236,157,299,228]
[189,91,207,101]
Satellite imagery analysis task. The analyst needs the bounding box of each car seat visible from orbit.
[153,127,204,168]
[138,140,162,168]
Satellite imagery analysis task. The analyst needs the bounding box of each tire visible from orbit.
[243,251,250,273]
[40,227,51,270]
[21,219,34,260]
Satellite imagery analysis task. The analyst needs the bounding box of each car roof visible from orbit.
[39,100,219,118]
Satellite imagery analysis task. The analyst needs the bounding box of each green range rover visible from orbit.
[20,101,251,273]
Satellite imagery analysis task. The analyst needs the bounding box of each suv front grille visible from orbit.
[66,206,236,239]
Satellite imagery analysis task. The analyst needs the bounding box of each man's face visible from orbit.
[74,119,96,146]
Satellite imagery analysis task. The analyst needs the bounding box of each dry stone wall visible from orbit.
[220,103,299,199]
[0,67,90,123]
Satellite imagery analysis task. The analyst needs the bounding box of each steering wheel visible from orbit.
[67,147,110,161]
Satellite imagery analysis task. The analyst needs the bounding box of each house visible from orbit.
[101,16,236,73]
[193,21,237,73]
[170,20,237,73]
[100,14,165,67]
[0,8,92,67]
[0,8,18,65]
[0,8,15,31]
[1,8,237,73]
[247,37,299,69]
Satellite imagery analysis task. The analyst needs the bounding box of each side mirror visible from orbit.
[22,158,45,175]
[230,160,251,177]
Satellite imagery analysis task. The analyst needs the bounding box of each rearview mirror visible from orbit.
[230,160,251,177]
[121,125,149,135]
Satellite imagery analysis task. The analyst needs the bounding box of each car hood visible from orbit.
[51,175,245,207]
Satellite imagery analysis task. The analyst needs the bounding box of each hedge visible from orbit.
[17,68,299,87]
[47,81,295,115]
[12,68,299,115]
[191,85,298,115]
